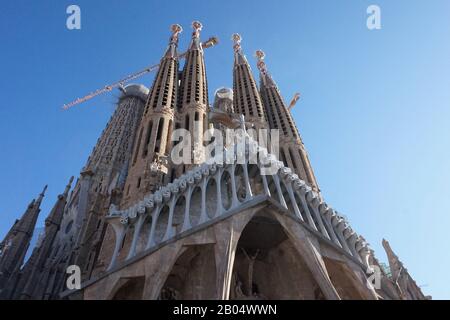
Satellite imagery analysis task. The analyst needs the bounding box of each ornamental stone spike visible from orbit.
[35,185,48,206]
[63,176,74,197]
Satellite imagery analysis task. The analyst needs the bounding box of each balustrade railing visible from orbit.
[106,138,371,272]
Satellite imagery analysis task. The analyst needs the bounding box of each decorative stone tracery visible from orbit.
[105,137,372,274]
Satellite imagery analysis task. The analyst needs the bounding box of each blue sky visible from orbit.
[1,1,449,299]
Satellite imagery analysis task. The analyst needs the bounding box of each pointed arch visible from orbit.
[229,210,325,300]
[323,258,366,300]
[158,245,216,299]
[111,277,145,300]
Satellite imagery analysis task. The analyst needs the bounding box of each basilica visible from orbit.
[0,22,427,300]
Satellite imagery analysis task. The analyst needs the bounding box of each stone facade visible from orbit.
[0,22,427,300]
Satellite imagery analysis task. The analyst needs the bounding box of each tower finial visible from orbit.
[189,21,203,50]
[255,49,267,74]
[169,24,183,44]
[36,185,48,205]
[63,176,74,197]
[192,21,202,39]
[164,24,183,58]
[232,33,242,53]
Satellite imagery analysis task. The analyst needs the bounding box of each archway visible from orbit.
[158,245,216,300]
[323,257,366,300]
[230,211,325,300]
[112,277,145,300]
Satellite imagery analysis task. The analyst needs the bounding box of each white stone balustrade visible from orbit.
[105,139,373,272]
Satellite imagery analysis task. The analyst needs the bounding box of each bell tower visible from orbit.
[232,34,268,131]
[173,21,210,177]
[256,50,320,192]
[122,24,182,207]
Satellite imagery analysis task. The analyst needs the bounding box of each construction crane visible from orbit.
[288,92,301,111]
[62,36,219,110]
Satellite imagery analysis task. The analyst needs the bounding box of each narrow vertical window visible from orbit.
[165,120,173,155]
[185,114,190,131]
[137,177,141,189]
[133,127,143,165]
[143,121,153,158]
[154,118,165,153]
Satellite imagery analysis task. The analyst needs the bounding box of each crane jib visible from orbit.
[62,36,218,110]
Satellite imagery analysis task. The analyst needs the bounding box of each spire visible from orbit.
[382,239,427,300]
[231,34,267,128]
[14,186,46,236]
[144,24,182,113]
[16,177,74,299]
[45,177,73,226]
[63,176,74,198]
[256,50,320,193]
[179,20,209,109]
[255,50,302,139]
[164,24,182,58]
[125,23,183,204]
[175,20,210,174]
[382,239,404,280]
[0,187,46,296]
[256,49,300,138]
[35,185,47,207]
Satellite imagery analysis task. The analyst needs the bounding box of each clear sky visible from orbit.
[0,0,449,299]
